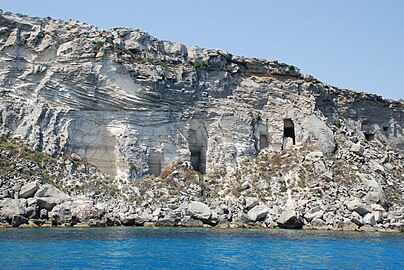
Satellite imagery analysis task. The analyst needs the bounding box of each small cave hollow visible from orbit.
[188,120,208,174]
[148,151,164,176]
[259,134,269,150]
[364,133,375,141]
[189,146,206,174]
[282,119,296,148]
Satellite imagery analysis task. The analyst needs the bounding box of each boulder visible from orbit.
[0,198,26,219]
[187,201,212,221]
[155,217,177,227]
[247,205,268,222]
[364,191,386,207]
[245,197,259,210]
[311,218,327,228]
[37,197,60,211]
[345,198,371,216]
[350,143,364,156]
[11,214,28,227]
[25,206,38,219]
[304,208,324,222]
[181,218,203,227]
[70,200,105,223]
[70,153,82,161]
[363,213,376,226]
[35,185,70,200]
[40,209,48,219]
[49,202,73,225]
[277,207,303,229]
[120,214,137,226]
[239,181,251,191]
[351,212,364,227]
[19,181,39,198]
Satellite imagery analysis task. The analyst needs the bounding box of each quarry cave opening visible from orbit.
[190,147,206,174]
[188,120,208,174]
[259,134,269,150]
[148,151,164,176]
[364,133,375,141]
[283,119,296,147]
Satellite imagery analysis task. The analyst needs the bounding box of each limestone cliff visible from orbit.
[0,10,403,230]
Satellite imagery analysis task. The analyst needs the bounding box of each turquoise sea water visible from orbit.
[0,227,403,269]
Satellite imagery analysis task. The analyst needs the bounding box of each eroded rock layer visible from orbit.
[0,10,403,230]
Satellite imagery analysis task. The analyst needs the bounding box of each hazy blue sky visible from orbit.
[1,0,403,100]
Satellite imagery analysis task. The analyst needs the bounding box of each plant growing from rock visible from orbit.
[192,59,208,68]
[334,118,341,128]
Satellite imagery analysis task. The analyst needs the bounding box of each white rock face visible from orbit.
[247,205,268,222]
[188,201,212,221]
[19,181,39,198]
[0,9,403,185]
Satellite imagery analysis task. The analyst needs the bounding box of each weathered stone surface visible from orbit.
[350,143,364,156]
[346,199,372,216]
[239,181,251,191]
[304,209,324,222]
[0,10,402,231]
[245,197,259,210]
[302,115,336,155]
[187,201,212,221]
[0,198,26,219]
[11,214,28,227]
[247,205,268,222]
[36,197,59,211]
[19,181,39,198]
[277,207,303,229]
[181,218,204,227]
[35,185,70,201]
[49,202,73,225]
[363,213,376,226]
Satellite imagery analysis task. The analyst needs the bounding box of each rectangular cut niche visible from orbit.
[189,146,206,174]
[187,119,208,174]
[282,119,295,149]
[259,134,269,150]
[364,133,375,141]
[148,152,163,176]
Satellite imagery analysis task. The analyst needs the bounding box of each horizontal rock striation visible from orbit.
[0,10,403,231]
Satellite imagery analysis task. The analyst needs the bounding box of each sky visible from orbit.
[1,0,403,100]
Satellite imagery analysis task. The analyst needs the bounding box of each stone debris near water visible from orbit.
[19,181,39,198]
[0,10,402,231]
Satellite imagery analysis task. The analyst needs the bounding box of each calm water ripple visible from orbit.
[0,227,403,269]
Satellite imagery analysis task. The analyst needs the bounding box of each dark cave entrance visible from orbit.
[148,151,163,176]
[283,119,296,147]
[188,120,208,174]
[364,133,375,141]
[189,146,206,174]
[259,134,269,150]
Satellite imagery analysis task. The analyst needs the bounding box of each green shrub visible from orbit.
[288,65,295,71]
[192,59,208,68]
[280,184,287,192]
[93,41,105,50]
[255,113,262,122]
[334,118,341,128]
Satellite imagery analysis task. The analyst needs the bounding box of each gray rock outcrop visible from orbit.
[0,10,402,231]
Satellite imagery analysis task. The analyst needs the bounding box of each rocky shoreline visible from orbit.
[1,137,402,233]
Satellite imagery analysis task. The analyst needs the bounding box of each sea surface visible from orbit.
[0,227,403,269]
